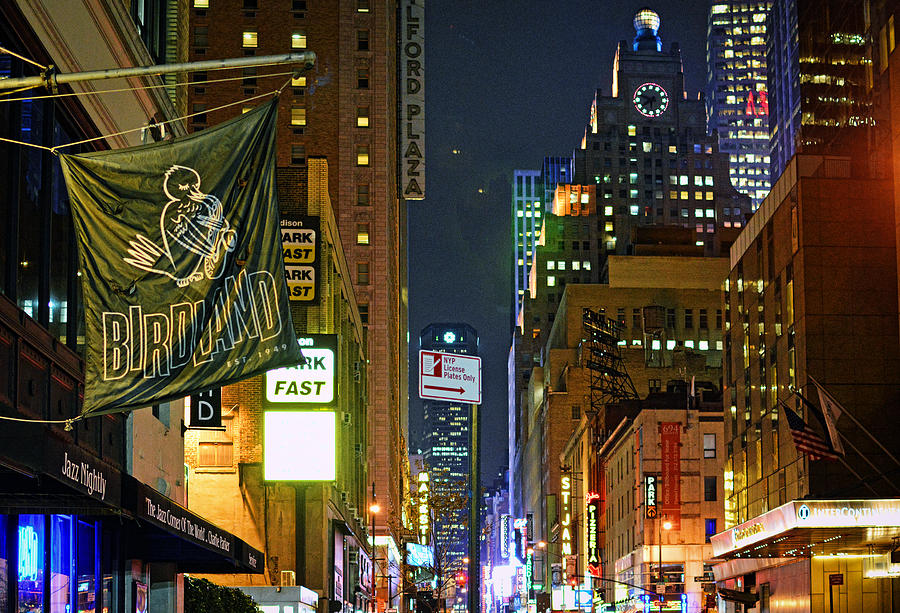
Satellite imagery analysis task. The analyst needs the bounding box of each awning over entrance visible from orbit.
[711,500,900,559]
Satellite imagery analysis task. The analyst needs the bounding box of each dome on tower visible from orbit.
[633,8,660,34]
[632,8,662,52]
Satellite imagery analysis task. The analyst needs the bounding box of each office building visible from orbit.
[0,3,263,612]
[706,0,773,209]
[572,8,750,261]
[540,156,574,213]
[713,154,900,611]
[513,170,542,319]
[185,0,411,571]
[766,0,871,179]
[420,323,478,593]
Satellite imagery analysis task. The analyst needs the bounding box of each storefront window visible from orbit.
[76,520,96,613]
[51,514,73,612]
[0,515,8,612]
[18,514,45,613]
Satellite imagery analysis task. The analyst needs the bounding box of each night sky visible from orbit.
[407,1,710,480]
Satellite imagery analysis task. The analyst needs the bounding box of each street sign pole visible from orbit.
[468,401,481,613]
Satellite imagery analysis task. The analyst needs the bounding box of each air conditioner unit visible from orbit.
[281,570,296,587]
[342,412,352,426]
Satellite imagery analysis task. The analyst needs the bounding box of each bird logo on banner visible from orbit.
[124,165,237,287]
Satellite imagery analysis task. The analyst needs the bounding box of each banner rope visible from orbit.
[0,46,47,70]
[0,69,296,104]
[0,414,84,430]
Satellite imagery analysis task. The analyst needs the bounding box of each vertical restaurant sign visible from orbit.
[560,474,573,557]
[418,471,430,545]
[281,215,320,303]
[585,492,601,576]
[660,422,681,529]
[645,475,658,519]
[59,100,303,415]
[401,0,425,199]
[500,514,511,559]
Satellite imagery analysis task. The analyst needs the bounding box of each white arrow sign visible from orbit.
[418,350,481,404]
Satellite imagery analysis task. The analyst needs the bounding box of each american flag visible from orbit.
[782,402,839,461]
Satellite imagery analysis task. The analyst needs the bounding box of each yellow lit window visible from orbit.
[605,222,614,232]
[357,107,370,127]
[292,75,307,88]
[706,191,714,200]
[292,31,307,49]
[680,191,689,200]
[356,223,370,245]
[695,191,703,200]
[291,106,307,126]
[669,190,678,199]
[243,30,258,48]
[194,0,209,7]
[627,125,636,136]
[357,145,370,166]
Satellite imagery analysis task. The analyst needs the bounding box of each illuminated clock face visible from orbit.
[633,83,669,117]
[442,331,457,343]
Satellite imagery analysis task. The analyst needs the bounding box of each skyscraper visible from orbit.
[572,8,750,265]
[766,0,871,178]
[706,0,773,210]
[420,323,478,592]
[513,170,541,319]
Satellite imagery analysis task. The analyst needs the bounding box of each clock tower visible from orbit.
[572,8,750,261]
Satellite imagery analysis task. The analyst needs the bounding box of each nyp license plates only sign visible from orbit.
[418,350,481,404]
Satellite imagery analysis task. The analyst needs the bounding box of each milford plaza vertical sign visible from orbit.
[401,0,425,199]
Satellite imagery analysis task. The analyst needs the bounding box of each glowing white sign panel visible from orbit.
[263,411,336,481]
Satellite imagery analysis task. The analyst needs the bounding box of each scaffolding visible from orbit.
[582,307,638,414]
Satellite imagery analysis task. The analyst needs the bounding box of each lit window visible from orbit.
[547,261,555,270]
[685,340,695,348]
[357,107,370,127]
[291,145,306,165]
[243,30,258,48]
[706,191,714,200]
[582,261,591,270]
[291,106,307,126]
[704,433,716,458]
[605,222,614,232]
[357,0,370,11]
[695,191,703,200]
[669,145,677,154]
[356,223,370,245]
[705,209,715,218]
[292,75,307,88]
[557,261,566,271]
[604,206,613,216]
[699,340,709,351]
[194,0,209,7]
[705,176,714,186]
[651,339,661,350]
[547,276,556,287]
[292,31,307,49]
[681,191,689,200]
[572,261,581,271]
[666,340,676,350]
[356,145,370,166]
[694,209,703,217]
[694,176,703,186]
[630,205,639,215]
[627,125,636,136]
[680,175,689,185]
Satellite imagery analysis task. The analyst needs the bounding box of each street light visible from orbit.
[657,518,672,613]
[370,482,380,613]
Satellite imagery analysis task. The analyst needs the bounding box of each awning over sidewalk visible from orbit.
[711,500,900,559]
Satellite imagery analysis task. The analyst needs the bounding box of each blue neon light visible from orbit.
[18,525,40,582]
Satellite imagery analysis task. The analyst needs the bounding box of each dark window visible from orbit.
[243,0,258,8]
[357,30,370,51]
[666,308,676,329]
[291,145,306,165]
[359,304,369,325]
[191,104,207,125]
[704,476,717,501]
[684,309,694,329]
[716,309,722,329]
[357,184,370,206]
[193,25,209,48]
[242,67,257,87]
[357,262,370,285]
[357,67,369,89]
[571,405,580,420]
[293,0,307,10]
[699,308,708,329]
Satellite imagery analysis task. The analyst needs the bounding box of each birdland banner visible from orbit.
[59,100,302,416]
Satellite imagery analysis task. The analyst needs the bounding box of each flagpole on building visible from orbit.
[805,377,900,470]
[0,52,316,91]
[836,431,900,494]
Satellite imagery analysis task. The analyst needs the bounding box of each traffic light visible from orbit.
[455,571,467,588]
[568,576,577,588]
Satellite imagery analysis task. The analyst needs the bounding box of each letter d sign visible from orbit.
[189,388,222,429]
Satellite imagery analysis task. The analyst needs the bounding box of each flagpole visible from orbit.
[805,378,900,470]
[835,456,880,497]
[0,52,317,91]
[837,432,900,495]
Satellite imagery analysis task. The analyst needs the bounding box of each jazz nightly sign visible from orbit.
[265,334,337,405]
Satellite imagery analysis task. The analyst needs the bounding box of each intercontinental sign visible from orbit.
[711,499,900,557]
